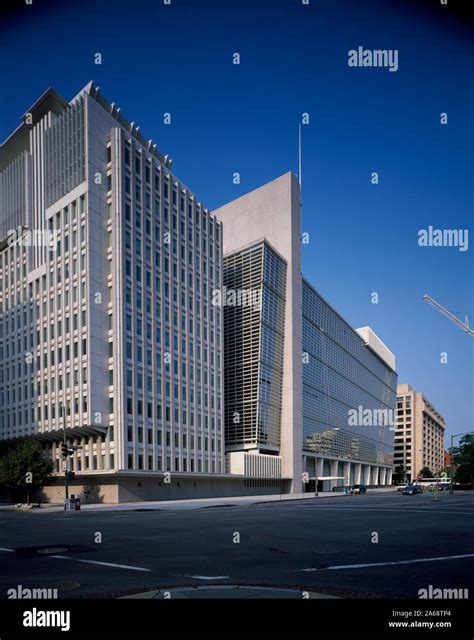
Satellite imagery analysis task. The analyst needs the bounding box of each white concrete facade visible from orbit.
[214,174,396,493]
[214,173,303,492]
[303,454,393,491]
[0,82,225,489]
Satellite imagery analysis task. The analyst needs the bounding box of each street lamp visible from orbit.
[449,431,473,496]
[62,418,69,505]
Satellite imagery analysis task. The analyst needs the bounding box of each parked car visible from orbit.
[396,483,406,491]
[350,484,367,495]
[402,484,423,495]
[331,486,351,494]
[426,482,449,492]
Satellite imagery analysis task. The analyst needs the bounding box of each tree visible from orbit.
[0,440,54,503]
[393,464,406,484]
[452,434,474,488]
[418,466,434,479]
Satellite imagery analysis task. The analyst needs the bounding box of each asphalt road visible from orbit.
[0,491,473,599]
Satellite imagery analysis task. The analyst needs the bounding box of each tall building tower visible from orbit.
[223,240,287,454]
[0,82,224,502]
[302,286,397,490]
[214,172,397,492]
[215,173,303,492]
[395,383,446,482]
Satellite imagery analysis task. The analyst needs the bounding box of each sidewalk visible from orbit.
[0,487,394,514]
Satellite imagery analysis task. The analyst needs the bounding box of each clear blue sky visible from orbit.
[1,0,472,445]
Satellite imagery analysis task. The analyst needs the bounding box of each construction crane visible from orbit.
[423,294,474,336]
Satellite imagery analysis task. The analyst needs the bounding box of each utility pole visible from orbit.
[61,421,81,510]
[62,421,69,507]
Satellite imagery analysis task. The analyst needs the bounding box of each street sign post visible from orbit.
[302,472,309,498]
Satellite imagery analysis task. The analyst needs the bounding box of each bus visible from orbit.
[416,477,452,490]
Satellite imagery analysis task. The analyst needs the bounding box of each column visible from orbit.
[363,465,371,485]
[343,461,351,487]
[372,466,380,486]
[386,467,393,485]
[354,463,362,485]
[330,459,339,490]
[380,467,387,485]
[316,457,324,478]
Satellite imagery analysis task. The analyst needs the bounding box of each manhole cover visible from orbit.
[37,547,68,555]
[48,581,81,592]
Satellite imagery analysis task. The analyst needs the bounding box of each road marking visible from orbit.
[0,547,15,553]
[299,552,474,572]
[51,519,81,522]
[185,575,229,580]
[304,507,474,516]
[49,555,151,572]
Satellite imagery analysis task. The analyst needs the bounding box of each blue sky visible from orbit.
[0,0,472,445]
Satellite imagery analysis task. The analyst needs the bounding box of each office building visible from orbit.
[214,173,397,492]
[302,285,396,490]
[395,383,446,481]
[0,81,230,502]
[1,83,397,501]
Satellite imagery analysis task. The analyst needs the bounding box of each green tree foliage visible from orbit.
[393,464,406,484]
[418,466,434,478]
[452,434,474,488]
[0,440,54,503]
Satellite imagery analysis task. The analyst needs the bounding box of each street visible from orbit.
[0,491,473,599]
